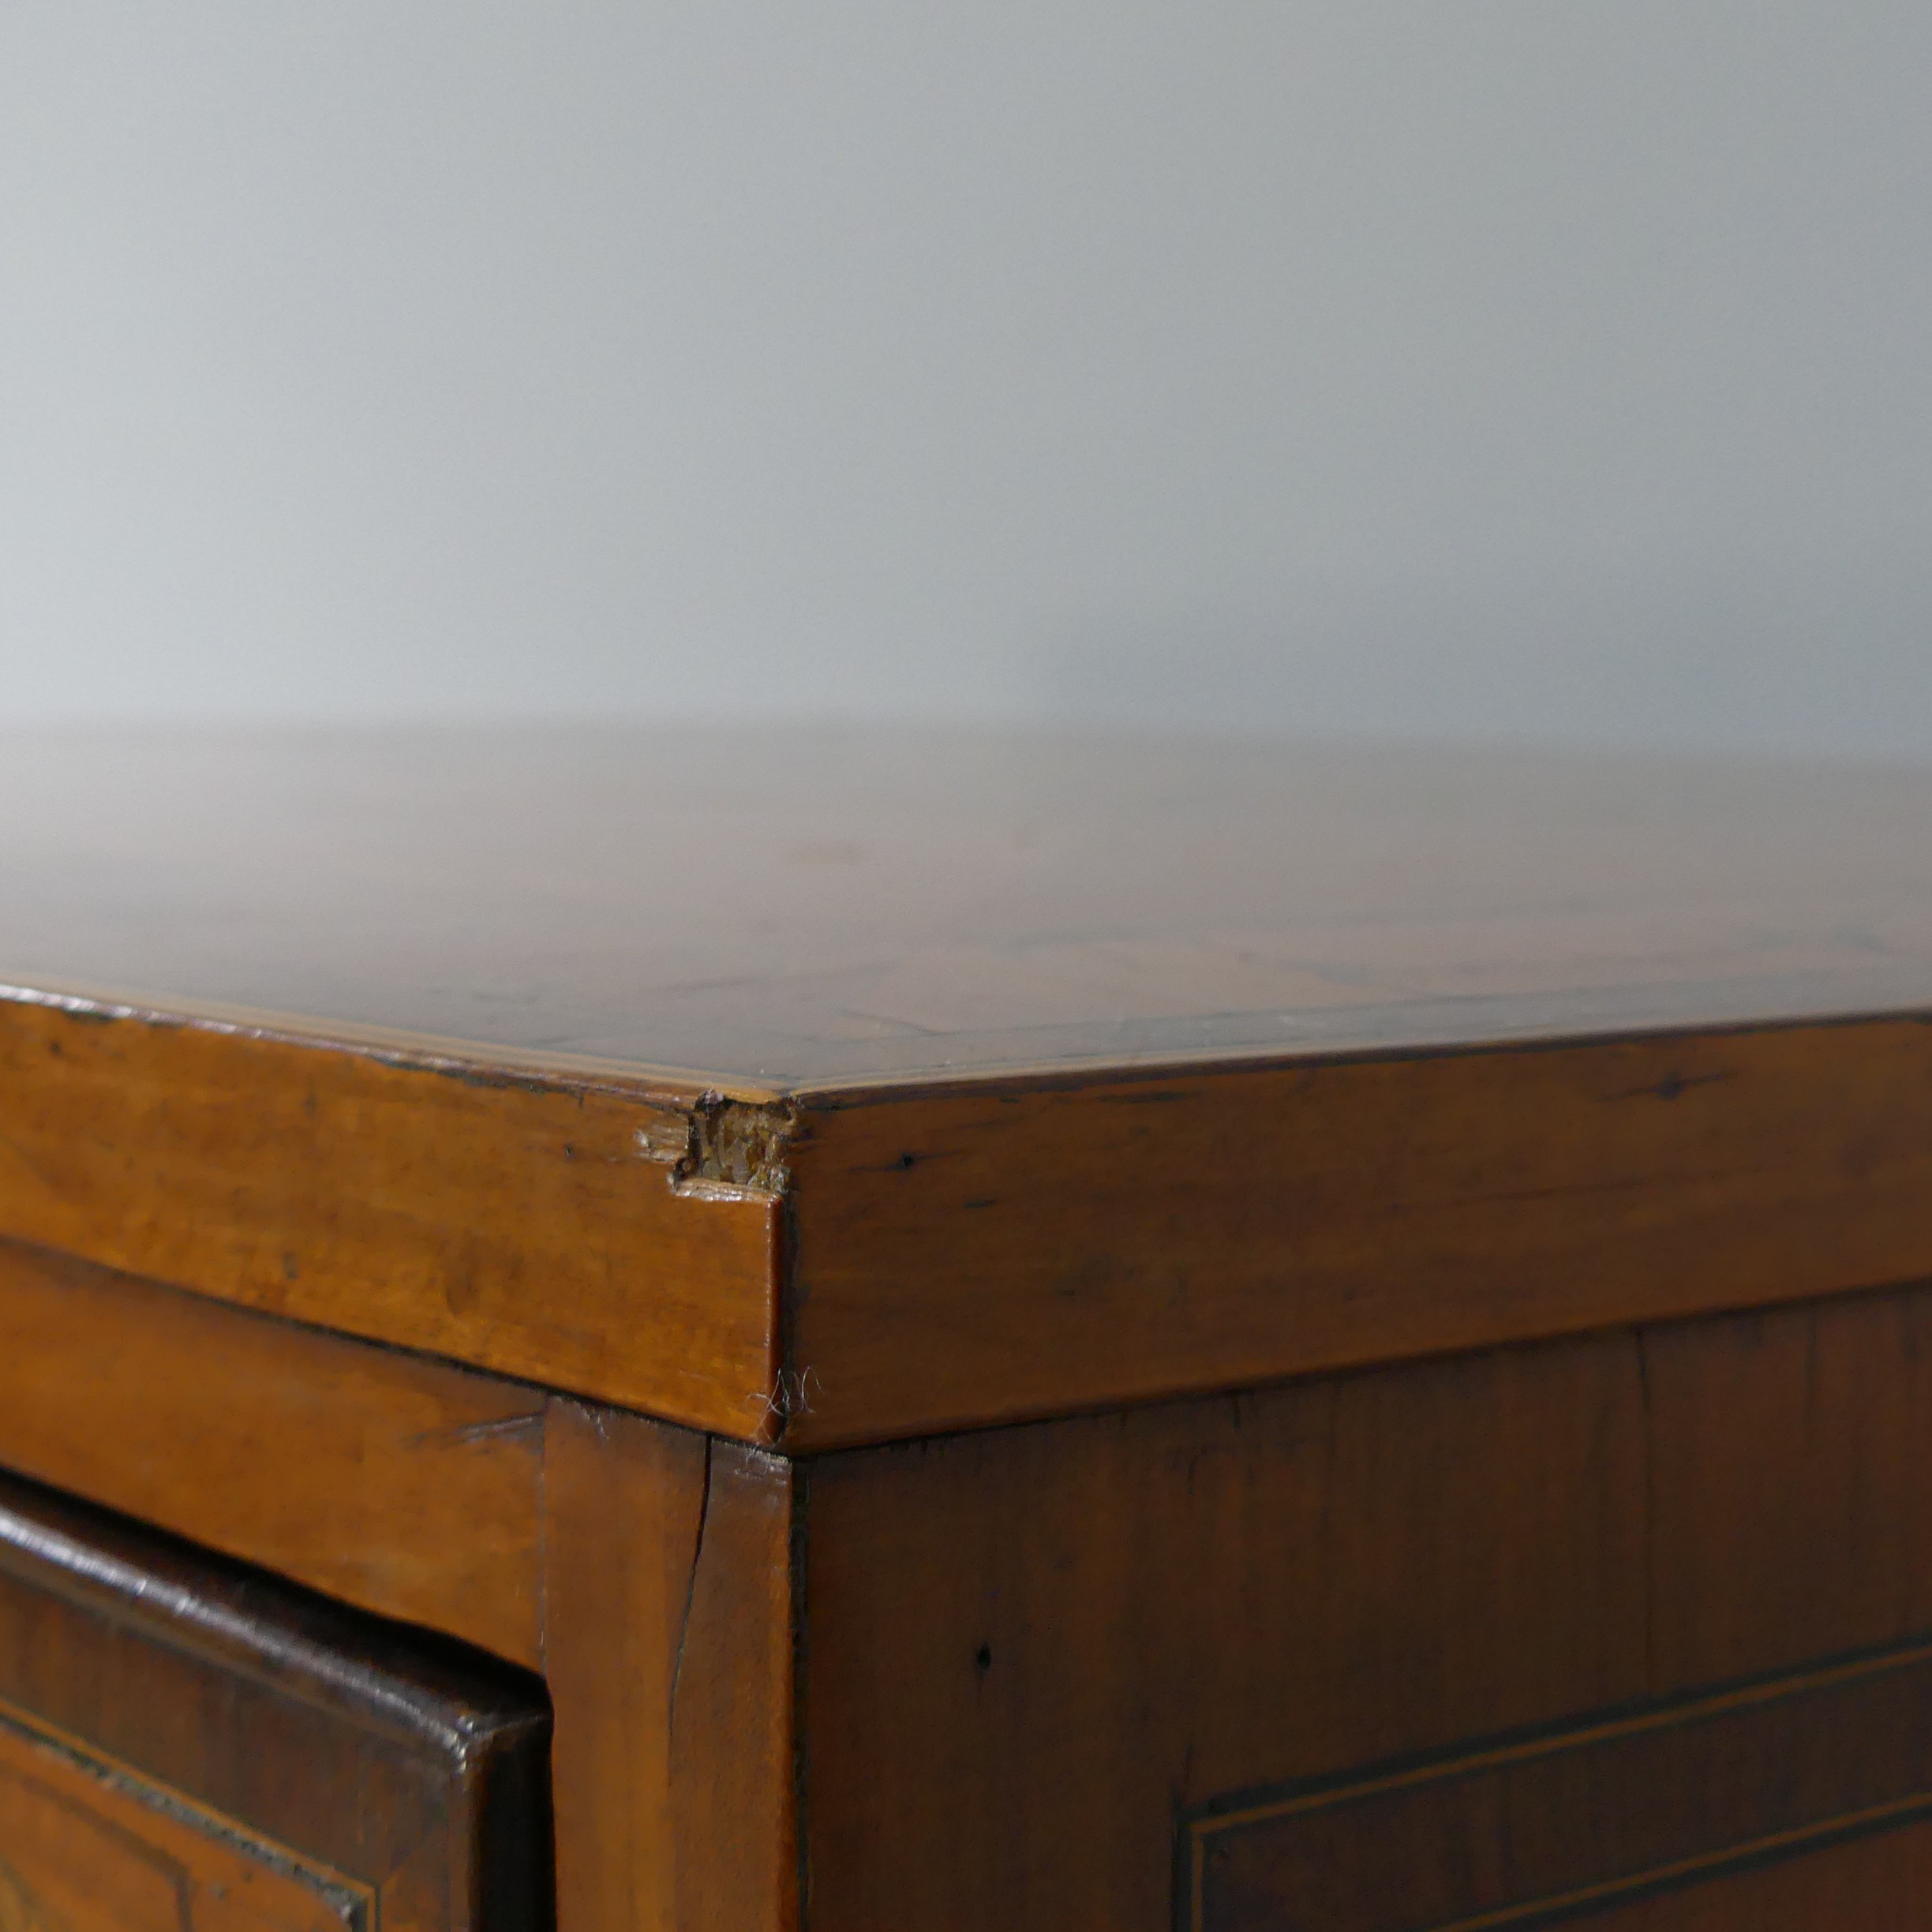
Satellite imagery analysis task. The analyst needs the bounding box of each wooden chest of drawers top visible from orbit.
[5,727,1931,1451]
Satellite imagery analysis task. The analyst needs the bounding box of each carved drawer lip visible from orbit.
[0,1469,553,1932]
[0,1470,538,1759]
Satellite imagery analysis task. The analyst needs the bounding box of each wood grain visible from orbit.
[0,996,781,1438]
[17,721,1932,1929]
[0,1470,552,1932]
[543,1402,705,1932]
[1601,1827,1932,1932]
[0,1250,803,1932]
[1185,1637,1932,1932]
[11,727,1932,1086]
[13,1247,1932,1929]
[543,1405,798,1932]
[1642,1282,1932,1687]
[668,1442,799,1932]
[0,1704,369,1932]
[781,1017,1932,1445]
[795,1281,1932,1930]
[0,1237,547,1666]
[21,988,1932,1451]
[9,731,1932,1447]
[799,1334,1650,1930]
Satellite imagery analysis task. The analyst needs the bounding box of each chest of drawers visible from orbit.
[6,728,1932,1930]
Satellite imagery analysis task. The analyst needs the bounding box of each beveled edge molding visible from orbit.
[0,991,786,1441]
[17,976,1932,1453]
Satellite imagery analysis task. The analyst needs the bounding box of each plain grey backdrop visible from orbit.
[2,2,1927,751]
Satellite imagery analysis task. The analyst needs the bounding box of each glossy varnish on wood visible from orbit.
[12,729,1932,1082]
[14,994,1932,1448]
[0,1470,552,1932]
[1184,1638,1932,1931]
[8,1209,1932,1926]
[542,1405,798,1932]
[782,1017,1932,1445]
[0,1241,802,1932]
[795,1279,1932,1930]
[0,1237,548,1664]
[11,732,1932,1443]
[9,729,1932,1931]
[0,998,781,1440]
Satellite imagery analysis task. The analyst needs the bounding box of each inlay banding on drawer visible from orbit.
[1181,1636,1932,1932]
[0,1698,370,1932]
[0,1470,552,1932]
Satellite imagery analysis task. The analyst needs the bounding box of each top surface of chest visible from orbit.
[6,724,1932,1088]
[5,725,1932,1450]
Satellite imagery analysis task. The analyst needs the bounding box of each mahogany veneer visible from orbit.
[6,727,1932,1929]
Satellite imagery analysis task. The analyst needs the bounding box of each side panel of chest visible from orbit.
[799,1281,1932,1931]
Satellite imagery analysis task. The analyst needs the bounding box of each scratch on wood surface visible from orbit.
[669,1436,715,1734]
[411,1409,547,1450]
[0,1130,79,1202]
[1609,1068,1736,1103]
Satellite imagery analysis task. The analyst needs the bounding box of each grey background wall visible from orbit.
[2,2,1927,753]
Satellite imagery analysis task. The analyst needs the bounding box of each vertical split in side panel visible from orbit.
[544,1401,799,1932]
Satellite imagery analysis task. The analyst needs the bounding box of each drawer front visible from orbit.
[1183,1636,1932,1932]
[0,1470,550,1932]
